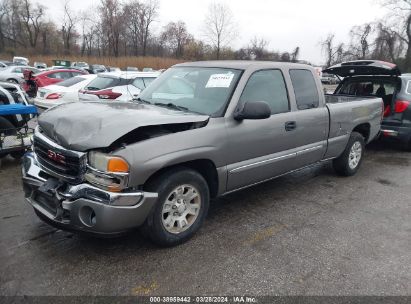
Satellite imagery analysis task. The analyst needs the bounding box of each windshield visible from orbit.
[85,76,122,90]
[138,67,242,116]
[57,76,87,87]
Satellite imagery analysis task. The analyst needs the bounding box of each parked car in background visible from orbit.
[71,61,89,71]
[88,64,107,74]
[126,67,139,71]
[321,73,339,84]
[0,82,31,106]
[0,60,14,68]
[34,74,97,109]
[23,69,88,97]
[325,60,411,149]
[34,62,47,69]
[23,61,382,246]
[79,71,160,102]
[106,66,121,72]
[143,67,154,72]
[0,66,40,84]
[13,56,29,66]
[0,82,36,159]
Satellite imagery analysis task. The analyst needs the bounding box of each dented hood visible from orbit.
[38,102,209,151]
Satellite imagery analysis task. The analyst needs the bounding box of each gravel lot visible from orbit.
[0,140,410,296]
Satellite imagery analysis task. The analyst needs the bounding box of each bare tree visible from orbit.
[321,33,345,66]
[99,0,125,57]
[123,0,158,56]
[20,0,45,48]
[349,23,373,59]
[291,46,300,62]
[61,0,77,55]
[247,36,268,59]
[202,2,237,59]
[161,21,190,58]
[380,0,411,70]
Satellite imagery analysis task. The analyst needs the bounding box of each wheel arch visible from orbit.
[352,123,371,143]
[143,159,219,198]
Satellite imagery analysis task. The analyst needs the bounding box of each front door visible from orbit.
[225,69,299,192]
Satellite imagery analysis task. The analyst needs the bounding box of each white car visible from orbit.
[0,66,40,84]
[34,74,97,109]
[78,71,160,102]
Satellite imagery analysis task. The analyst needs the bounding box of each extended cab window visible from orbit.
[290,69,320,110]
[239,69,289,114]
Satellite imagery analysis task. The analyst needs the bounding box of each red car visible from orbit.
[24,69,88,97]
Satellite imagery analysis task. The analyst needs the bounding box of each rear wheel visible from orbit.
[333,132,365,176]
[141,168,210,247]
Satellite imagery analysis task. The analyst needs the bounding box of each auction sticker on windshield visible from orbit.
[206,74,234,88]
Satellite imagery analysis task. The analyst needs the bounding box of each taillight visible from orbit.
[96,89,122,100]
[46,93,62,100]
[394,100,410,113]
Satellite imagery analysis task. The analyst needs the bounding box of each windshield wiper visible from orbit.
[85,86,100,91]
[154,102,188,112]
[135,97,151,104]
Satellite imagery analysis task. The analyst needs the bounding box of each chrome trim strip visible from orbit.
[22,152,154,207]
[34,127,85,157]
[224,159,333,196]
[86,165,129,177]
[296,144,324,155]
[229,144,324,174]
[230,152,296,173]
[33,127,87,183]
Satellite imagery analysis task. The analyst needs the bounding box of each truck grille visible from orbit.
[33,130,87,184]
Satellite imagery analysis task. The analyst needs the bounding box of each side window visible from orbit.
[132,78,145,90]
[289,69,320,110]
[13,68,22,73]
[47,73,59,79]
[239,69,289,115]
[60,72,72,79]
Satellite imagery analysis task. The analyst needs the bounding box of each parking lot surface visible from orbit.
[0,141,410,296]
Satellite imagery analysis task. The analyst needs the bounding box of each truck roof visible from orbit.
[175,60,314,71]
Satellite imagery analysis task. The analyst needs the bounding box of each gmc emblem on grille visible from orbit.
[47,150,66,164]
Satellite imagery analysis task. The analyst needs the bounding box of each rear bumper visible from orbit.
[22,152,158,236]
[380,123,411,144]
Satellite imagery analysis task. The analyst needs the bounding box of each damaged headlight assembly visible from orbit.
[85,151,130,192]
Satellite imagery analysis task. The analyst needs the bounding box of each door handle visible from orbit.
[285,121,297,131]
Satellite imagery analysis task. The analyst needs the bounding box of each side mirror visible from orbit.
[234,100,271,121]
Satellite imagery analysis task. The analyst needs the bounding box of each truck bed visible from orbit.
[325,94,379,104]
[323,94,383,159]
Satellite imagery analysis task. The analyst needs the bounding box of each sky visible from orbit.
[38,0,389,65]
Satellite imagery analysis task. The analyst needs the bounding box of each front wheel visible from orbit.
[333,132,365,176]
[141,168,210,247]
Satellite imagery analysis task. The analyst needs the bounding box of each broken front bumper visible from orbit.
[22,152,158,236]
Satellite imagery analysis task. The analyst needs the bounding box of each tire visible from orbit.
[333,132,365,176]
[7,79,18,84]
[141,168,210,247]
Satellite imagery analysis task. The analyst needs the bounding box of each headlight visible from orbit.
[86,151,130,192]
[88,151,129,173]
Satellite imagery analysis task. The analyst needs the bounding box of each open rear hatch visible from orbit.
[323,60,401,77]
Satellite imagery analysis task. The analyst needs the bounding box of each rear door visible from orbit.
[287,69,329,168]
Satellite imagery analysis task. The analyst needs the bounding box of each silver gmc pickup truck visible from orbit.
[22,61,383,246]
